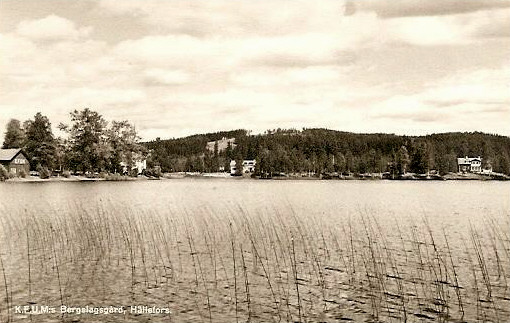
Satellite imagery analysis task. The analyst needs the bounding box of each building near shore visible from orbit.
[457,156,484,173]
[0,148,30,175]
[230,160,256,175]
[120,155,147,175]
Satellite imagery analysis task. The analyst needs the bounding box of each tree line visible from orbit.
[145,129,246,173]
[2,109,145,177]
[145,128,510,176]
[4,112,510,177]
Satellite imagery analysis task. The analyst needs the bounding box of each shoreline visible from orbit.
[2,172,509,182]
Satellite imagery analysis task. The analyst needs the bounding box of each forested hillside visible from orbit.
[145,129,510,175]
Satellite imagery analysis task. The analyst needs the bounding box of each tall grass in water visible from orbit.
[0,254,11,323]
[0,200,508,323]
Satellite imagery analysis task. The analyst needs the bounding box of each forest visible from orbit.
[146,128,510,176]
[3,108,510,178]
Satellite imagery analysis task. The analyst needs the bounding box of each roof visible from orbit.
[457,156,481,164]
[0,148,23,162]
[230,159,256,166]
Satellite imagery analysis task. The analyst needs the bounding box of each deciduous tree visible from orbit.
[59,108,108,172]
[24,113,56,170]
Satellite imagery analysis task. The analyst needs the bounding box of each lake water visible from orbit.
[1,179,508,231]
[0,179,509,322]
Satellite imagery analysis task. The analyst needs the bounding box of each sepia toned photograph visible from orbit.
[1,1,509,322]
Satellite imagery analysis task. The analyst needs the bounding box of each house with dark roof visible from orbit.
[0,148,30,175]
[457,156,482,173]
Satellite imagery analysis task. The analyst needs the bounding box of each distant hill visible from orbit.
[145,130,246,172]
[144,129,510,175]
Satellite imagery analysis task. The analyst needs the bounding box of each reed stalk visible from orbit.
[229,222,239,323]
[240,244,252,322]
[291,236,302,323]
[0,254,10,323]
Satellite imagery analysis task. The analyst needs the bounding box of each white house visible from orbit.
[457,156,482,173]
[120,156,147,175]
[230,160,256,175]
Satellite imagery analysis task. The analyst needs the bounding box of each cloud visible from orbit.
[384,8,510,46]
[99,0,351,37]
[374,112,449,123]
[238,31,368,67]
[16,14,93,41]
[231,66,348,87]
[368,64,510,134]
[53,88,147,107]
[113,35,221,67]
[144,69,191,86]
[350,0,510,18]
[422,65,510,106]
[98,0,510,49]
[385,16,470,46]
[102,1,509,50]
[0,33,37,55]
[1,31,108,89]
[1,1,510,143]
[111,12,381,71]
[469,8,510,38]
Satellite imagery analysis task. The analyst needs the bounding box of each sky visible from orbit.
[0,0,509,142]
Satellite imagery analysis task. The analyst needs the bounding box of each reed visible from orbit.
[0,197,508,323]
[239,244,251,322]
[184,223,204,323]
[229,222,239,323]
[423,217,448,318]
[244,221,281,321]
[290,236,302,323]
[442,228,464,320]
[0,254,10,323]
[195,235,213,323]
[470,225,500,323]
[463,235,485,321]
[26,227,31,302]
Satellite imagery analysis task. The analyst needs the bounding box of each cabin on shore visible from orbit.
[457,156,483,173]
[0,148,30,175]
[230,160,256,175]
